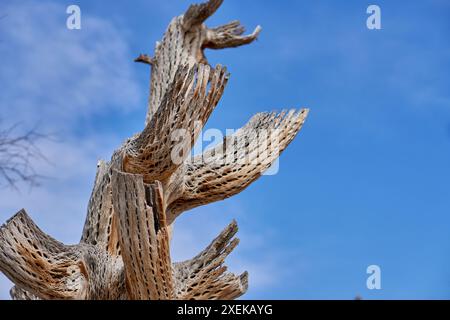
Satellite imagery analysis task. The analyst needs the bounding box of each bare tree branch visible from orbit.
[0,119,50,189]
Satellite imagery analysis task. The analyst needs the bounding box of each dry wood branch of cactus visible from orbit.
[0,0,309,300]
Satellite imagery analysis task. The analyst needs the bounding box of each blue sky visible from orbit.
[1,0,450,299]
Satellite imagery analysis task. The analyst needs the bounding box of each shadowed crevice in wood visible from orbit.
[111,171,174,300]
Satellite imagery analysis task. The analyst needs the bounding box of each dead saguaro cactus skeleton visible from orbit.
[0,0,309,300]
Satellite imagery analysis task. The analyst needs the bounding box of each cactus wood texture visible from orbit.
[0,0,308,300]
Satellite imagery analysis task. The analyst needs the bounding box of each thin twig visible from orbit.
[0,119,51,190]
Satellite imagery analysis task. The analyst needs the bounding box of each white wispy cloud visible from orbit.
[0,0,141,298]
[0,0,141,128]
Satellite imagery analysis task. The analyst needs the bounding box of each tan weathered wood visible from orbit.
[173,220,248,300]
[10,286,40,300]
[123,63,229,183]
[142,0,261,124]
[0,210,126,299]
[165,109,309,222]
[182,0,224,31]
[0,0,308,300]
[111,170,173,300]
[80,160,119,254]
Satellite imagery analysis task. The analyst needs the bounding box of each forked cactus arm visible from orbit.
[173,220,248,300]
[166,109,309,222]
[143,0,260,124]
[124,63,229,183]
[182,0,224,31]
[0,210,85,299]
[205,23,262,49]
[0,209,126,300]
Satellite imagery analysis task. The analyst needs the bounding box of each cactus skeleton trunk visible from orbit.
[0,0,308,300]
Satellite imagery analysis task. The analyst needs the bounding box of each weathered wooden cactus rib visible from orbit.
[0,209,127,300]
[10,286,40,300]
[166,109,309,220]
[0,210,83,299]
[1,0,308,300]
[124,63,229,183]
[173,220,247,300]
[145,0,260,124]
[205,23,262,50]
[111,170,174,300]
[80,161,115,250]
[182,0,224,30]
